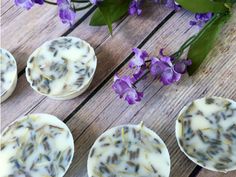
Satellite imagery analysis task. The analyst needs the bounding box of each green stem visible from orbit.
[44,0,57,5]
[74,3,92,11]
[44,0,90,5]
[72,0,90,3]
[171,13,221,60]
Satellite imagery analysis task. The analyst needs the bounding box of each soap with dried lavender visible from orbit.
[0,48,17,103]
[26,37,97,100]
[87,123,171,177]
[0,113,74,177]
[176,97,236,172]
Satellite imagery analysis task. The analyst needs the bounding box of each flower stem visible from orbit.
[74,3,92,11]
[133,70,150,86]
[44,0,57,5]
[171,13,220,60]
[72,0,90,2]
[44,0,90,5]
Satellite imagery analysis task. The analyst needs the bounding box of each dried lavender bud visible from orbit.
[176,97,236,172]
[0,48,17,103]
[88,123,170,177]
[26,37,97,100]
[0,114,74,177]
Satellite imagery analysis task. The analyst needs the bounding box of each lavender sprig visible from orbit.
[112,43,194,105]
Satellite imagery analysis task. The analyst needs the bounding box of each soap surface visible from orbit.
[88,124,171,177]
[0,114,74,177]
[26,37,97,100]
[0,48,17,102]
[176,97,236,172]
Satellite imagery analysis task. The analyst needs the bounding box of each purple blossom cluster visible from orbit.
[14,0,101,25]
[112,48,191,105]
[14,0,76,24]
[190,12,213,28]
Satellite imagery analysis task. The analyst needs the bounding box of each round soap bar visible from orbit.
[0,113,74,177]
[25,37,97,100]
[0,48,17,103]
[176,97,236,172]
[88,123,171,177]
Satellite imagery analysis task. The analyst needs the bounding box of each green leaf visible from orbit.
[187,13,231,75]
[176,0,229,13]
[89,0,131,33]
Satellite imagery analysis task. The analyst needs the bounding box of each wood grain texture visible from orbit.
[1,0,93,73]
[63,11,202,177]
[1,4,173,129]
[197,170,236,177]
[63,10,236,177]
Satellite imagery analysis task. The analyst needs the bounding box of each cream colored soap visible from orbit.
[0,48,17,103]
[26,37,97,100]
[176,97,236,172]
[88,123,171,177]
[0,114,74,177]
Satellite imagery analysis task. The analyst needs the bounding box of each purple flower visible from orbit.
[15,0,43,10]
[174,59,192,74]
[129,48,148,80]
[190,13,213,28]
[150,49,191,85]
[150,56,181,85]
[129,48,148,68]
[129,0,142,15]
[153,0,181,10]
[164,0,181,10]
[112,74,143,105]
[57,0,76,25]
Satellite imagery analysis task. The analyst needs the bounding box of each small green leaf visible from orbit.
[89,0,131,33]
[187,13,231,75]
[176,0,229,13]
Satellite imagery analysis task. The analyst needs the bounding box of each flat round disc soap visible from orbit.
[88,123,171,177]
[176,97,236,172]
[26,37,97,100]
[0,48,17,103]
[0,114,74,177]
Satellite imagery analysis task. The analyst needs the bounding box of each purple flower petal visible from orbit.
[129,48,148,68]
[190,12,213,28]
[164,0,181,11]
[112,74,143,104]
[150,57,165,77]
[15,0,34,10]
[57,0,76,25]
[129,0,142,16]
[34,0,44,5]
[174,59,192,74]
[160,67,181,85]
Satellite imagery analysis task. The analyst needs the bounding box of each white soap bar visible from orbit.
[176,97,236,172]
[0,113,74,177]
[0,48,17,103]
[26,37,97,100]
[88,123,171,177]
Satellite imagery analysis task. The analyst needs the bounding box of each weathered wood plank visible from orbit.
[1,0,93,73]
[1,4,173,129]
[62,11,202,177]
[197,170,236,177]
[63,11,236,177]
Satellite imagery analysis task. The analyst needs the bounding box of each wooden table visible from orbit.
[1,1,236,177]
